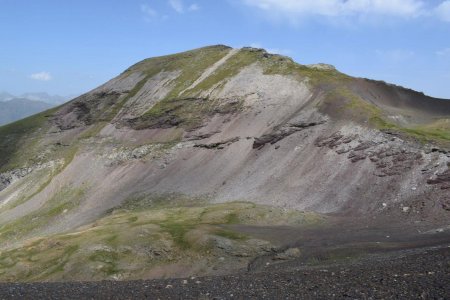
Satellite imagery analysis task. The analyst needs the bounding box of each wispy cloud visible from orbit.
[243,0,426,18]
[435,1,450,21]
[30,71,52,81]
[188,3,200,11]
[436,48,450,56]
[141,1,198,21]
[168,0,199,14]
[141,4,158,21]
[169,0,184,13]
[241,0,450,24]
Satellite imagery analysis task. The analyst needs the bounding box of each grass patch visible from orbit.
[32,244,79,280]
[132,96,244,130]
[77,122,108,140]
[317,87,383,124]
[371,116,450,145]
[128,216,138,223]
[0,241,79,281]
[185,48,261,95]
[115,193,209,211]
[261,53,350,88]
[3,146,79,211]
[124,45,232,99]
[96,74,152,126]
[226,213,240,224]
[214,229,246,240]
[0,108,57,172]
[0,185,85,244]
[403,119,450,143]
[0,200,326,282]
[89,249,120,276]
[319,87,450,145]
[159,221,195,249]
[105,234,119,245]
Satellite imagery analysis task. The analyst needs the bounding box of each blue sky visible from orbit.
[1,0,450,98]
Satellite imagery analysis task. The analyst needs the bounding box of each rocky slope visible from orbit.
[1,246,449,299]
[0,45,449,282]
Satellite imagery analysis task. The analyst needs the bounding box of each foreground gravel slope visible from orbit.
[1,245,448,299]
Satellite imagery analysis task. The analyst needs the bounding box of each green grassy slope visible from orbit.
[0,200,323,282]
[0,108,57,172]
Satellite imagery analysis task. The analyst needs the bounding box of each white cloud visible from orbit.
[435,1,450,21]
[168,0,199,13]
[436,48,450,56]
[243,0,427,20]
[169,0,184,13]
[141,4,157,21]
[188,3,200,11]
[30,71,52,81]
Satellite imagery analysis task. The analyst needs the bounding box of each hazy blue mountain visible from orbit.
[0,98,53,125]
[0,92,14,102]
[0,91,75,125]
[19,92,69,105]
[0,91,73,104]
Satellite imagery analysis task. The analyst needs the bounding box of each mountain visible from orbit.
[0,98,53,126]
[19,92,69,105]
[0,92,72,125]
[0,45,449,282]
[0,92,14,102]
[0,92,69,104]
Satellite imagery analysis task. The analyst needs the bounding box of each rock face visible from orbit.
[253,120,326,149]
[306,63,336,71]
[0,45,449,251]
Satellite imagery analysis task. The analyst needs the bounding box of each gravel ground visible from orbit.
[0,245,448,299]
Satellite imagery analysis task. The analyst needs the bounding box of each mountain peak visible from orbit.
[0,46,449,282]
[306,63,336,71]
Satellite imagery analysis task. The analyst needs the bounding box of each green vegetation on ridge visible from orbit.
[0,185,86,246]
[0,108,57,172]
[0,200,324,282]
[132,47,274,130]
[317,86,450,146]
[126,45,232,99]
[128,46,254,130]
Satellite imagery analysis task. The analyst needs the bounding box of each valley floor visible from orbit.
[0,243,449,299]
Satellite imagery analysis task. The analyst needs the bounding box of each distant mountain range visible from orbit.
[0,92,74,126]
[0,99,53,126]
[0,91,72,104]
